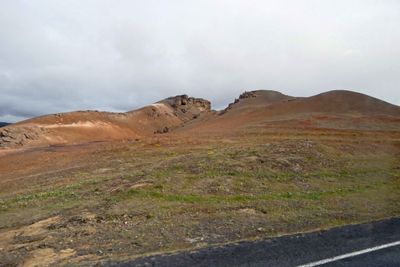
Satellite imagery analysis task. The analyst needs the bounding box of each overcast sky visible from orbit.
[0,0,399,122]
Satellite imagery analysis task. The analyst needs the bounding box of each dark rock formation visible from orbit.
[154,126,169,134]
[163,95,211,112]
[220,90,294,115]
[239,91,257,99]
[161,95,211,122]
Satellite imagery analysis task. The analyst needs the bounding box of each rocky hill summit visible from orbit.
[1,90,400,148]
[0,94,212,148]
[221,90,295,114]
[160,94,211,122]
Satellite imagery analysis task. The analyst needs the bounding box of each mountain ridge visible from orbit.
[1,90,399,148]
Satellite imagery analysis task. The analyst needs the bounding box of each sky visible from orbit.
[0,0,399,122]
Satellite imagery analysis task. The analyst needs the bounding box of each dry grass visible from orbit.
[0,129,399,265]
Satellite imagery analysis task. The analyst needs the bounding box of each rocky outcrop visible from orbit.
[220,91,257,115]
[239,91,257,99]
[154,126,169,134]
[221,90,294,115]
[161,95,211,122]
[163,95,211,112]
[0,126,45,147]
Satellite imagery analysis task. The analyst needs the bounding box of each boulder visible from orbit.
[0,126,45,147]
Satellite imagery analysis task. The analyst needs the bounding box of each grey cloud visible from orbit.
[0,0,399,122]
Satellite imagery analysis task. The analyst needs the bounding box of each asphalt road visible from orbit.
[107,217,400,267]
[321,245,400,267]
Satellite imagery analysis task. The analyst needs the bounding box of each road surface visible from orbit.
[107,217,400,267]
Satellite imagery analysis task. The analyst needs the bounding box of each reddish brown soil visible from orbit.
[0,90,399,266]
[1,90,399,148]
[179,90,400,134]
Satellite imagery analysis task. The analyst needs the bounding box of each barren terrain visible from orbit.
[0,90,399,266]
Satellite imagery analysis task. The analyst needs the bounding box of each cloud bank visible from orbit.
[0,0,399,122]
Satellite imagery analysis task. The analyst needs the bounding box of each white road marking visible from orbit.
[298,240,400,267]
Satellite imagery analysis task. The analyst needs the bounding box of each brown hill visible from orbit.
[221,90,295,114]
[269,90,400,116]
[221,90,400,119]
[179,90,400,133]
[1,90,399,148]
[0,95,211,147]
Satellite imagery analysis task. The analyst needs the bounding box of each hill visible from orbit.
[0,95,211,147]
[180,90,400,133]
[1,90,399,148]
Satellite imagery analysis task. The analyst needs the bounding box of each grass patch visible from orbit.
[110,182,383,205]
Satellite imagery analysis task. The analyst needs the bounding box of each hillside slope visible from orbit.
[1,90,399,148]
[180,90,400,133]
[0,95,211,147]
